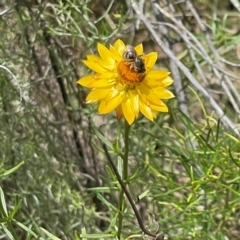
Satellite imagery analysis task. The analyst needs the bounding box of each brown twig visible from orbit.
[131,1,239,135]
[102,143,158,239]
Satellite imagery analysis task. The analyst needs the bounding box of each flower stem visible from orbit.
[117,120,130,239]
[103,143,157,239]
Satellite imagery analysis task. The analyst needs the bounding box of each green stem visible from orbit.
[117,120,130,239]
[7,221,19,240]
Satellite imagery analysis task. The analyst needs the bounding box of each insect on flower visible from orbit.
[123,45,146,74]
[77,39,174,125]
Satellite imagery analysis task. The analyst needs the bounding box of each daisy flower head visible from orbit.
[77,39,174,125]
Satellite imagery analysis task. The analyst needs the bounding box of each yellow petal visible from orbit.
[136,84,151,104]
[161,76,174,87]
[144,73,173,88]
[104,88,120,101]
[86,99,98,104]
[94,72,118,80]
[86,54,114,70]
[98,93,123,114]
[86,88,112,102]
[78,75,115,88]
[122,97,135,125]
[77,75,95,87]
[147,70,170,80]
[139,101,154,121]
[113,13,121,18]
[98,100,109,114]
[135,44,143,55]
[97,43,115,66]
[129,90,139,117]
[114,39,126,57]
[144,52,157,70]
[86,54,102,61]
[90,78,115,88]
[110,45,122,62]
[152,87,175,99]
[149,100,169,112]
[146,92,162,106]
[83,60,107,73]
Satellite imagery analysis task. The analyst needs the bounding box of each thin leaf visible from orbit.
[0,187,8,217]
[14,220,38,238]
[0,161,25,178]
[40,227,61,240]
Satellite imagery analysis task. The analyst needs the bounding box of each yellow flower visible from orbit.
[77,39,174,125]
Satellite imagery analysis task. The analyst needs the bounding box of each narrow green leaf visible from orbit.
[88,186,117,192]
[96,193,117,211]
[0,161,25,178]
[2,225,14,240]
[137,189,150,200]
[14,220,38,238]
[80,233,115,238]
[0,187,8,217]
[91,123,113,149]
[9,197,22,219]
[40,227,61,240]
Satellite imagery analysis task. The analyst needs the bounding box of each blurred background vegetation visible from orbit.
[0,0,239,239]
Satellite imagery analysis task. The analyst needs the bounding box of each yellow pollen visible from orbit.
[117,60,146,87]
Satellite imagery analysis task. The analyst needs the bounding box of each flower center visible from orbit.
[117,59,146,87]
